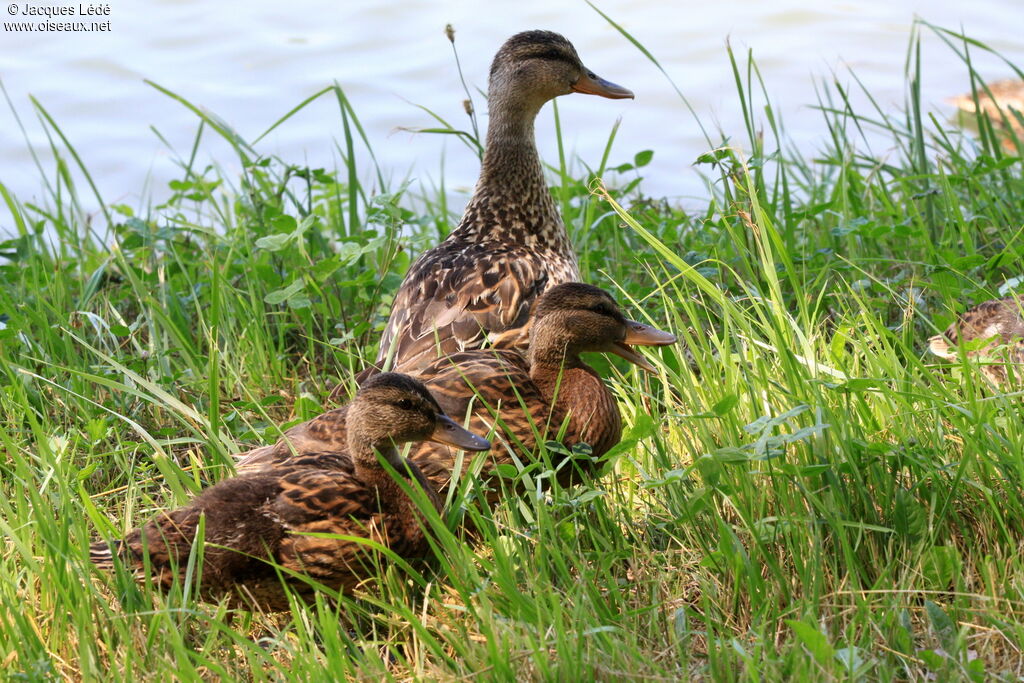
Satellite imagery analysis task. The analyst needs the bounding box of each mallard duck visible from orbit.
[366,30,633,379]
[241,283,674,505]
[90,373,490,611]
[948,79,1024,132]
[929,295,1024,386]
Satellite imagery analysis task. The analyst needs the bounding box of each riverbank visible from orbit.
[1,22,1023,680]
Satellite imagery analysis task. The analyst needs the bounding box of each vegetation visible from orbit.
[2,17,1023,681]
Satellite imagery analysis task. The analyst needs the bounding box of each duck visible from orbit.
[90,373,490,611]
[362,30,633,381]
[928,294,1024,386]
[948,78,1024,132]
[241,283,675,506]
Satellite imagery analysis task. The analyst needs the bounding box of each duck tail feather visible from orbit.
[89,539,121,570]
[928,335,956,359]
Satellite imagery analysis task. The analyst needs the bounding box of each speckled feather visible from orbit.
[90,463,421,610]
[240,285,673,508]
[241,350,605,506]
[375,131,579,375]
[929,295,1024,385]
[90,374,463,611]
[366,31,623,378]
[418,348,621,497]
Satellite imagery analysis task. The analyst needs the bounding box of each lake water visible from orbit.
[1,0,1022,235]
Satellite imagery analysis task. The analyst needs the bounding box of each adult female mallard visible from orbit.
[90,373,490,611]
[368,30,633,378]
[242,284,674,505]
[929,295,1024,386]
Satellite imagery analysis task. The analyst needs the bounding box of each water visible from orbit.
[1,0,1022,235]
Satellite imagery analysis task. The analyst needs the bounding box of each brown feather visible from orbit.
[90,374,486,611]
[244,285,674,510]
[929,295,1024,386]
[359,32,630,382]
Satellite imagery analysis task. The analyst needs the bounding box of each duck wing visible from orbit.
[234,406,354,473]
[929,295,1024,384]
[373,240,575,376]
[271,467,431,589]
[99,474,288,596]
[94,466,414,609]
[408,349,568,500]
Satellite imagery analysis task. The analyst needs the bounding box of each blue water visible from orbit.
[1,0,1022,235]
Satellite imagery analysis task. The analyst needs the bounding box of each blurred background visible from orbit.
[1,0,1022,229]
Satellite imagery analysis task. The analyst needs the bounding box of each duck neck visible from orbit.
[350,441,442,515]
[452,96,571,258]
[528,353,622,458]
[350,441,401,496]
[480,101,541,179]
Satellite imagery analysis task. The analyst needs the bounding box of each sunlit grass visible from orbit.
[2,17,1024,681]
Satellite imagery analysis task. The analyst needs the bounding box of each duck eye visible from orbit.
[534,48,565,62]
[396,398,414,410]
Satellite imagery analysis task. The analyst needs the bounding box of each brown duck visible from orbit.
[90,373,490,611]
[242,283,674,505]
[365,30,633,380]
[929,294,1024,386]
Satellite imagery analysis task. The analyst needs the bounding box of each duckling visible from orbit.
[928,294,1024,386]
[364,31,633,380]
[90,373,490,611]
[242,284,674,505]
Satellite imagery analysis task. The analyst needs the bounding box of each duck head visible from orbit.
[528,283,676,372]
[346,373,491,468]
[488,31,633,116]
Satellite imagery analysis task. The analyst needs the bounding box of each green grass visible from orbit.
[3,17,1024,681]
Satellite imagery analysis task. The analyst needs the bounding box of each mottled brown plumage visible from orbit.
[90,373,489,611]
[241,284,675,506]
[929,295,1024,386]
[364,31,633,380]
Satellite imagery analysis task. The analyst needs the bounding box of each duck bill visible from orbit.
[607,320,677,373]
[572,70,634,100]
[429,414,491,451]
